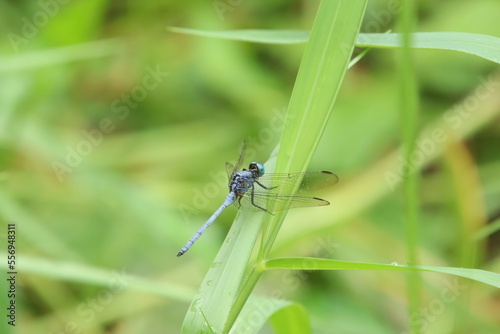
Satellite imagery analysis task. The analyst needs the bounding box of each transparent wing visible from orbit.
[226,162,235,182]
[235,171,338,212]
[238,191,330,212]
[257,171,339,194]
[226,141,247,181]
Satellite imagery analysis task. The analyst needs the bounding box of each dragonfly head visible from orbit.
[249,162,265,177]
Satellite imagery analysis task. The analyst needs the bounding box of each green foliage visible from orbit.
[1,0,499,333]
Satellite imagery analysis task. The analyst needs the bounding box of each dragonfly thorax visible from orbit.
[229,170,256,196]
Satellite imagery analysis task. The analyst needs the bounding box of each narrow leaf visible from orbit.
[169,28,500,64]
[263,258,500,288]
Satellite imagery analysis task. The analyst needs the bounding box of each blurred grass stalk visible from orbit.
[398,1,423,333]
[181,1,368,333]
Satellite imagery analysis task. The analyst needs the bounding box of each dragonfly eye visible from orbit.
[249,162,265,177]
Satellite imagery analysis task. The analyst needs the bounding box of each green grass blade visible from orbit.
[228,0,368,330]
[168,27,309,44]
[268,303,311,334]
[474,217,500,240]
[0,39,123,73]
[261,0,368,257]
[181,212,264,333]
[262,258,500,288]
[181,1,368,333]
[169,28,500,64]
[230,295,311,334]
[357,32,500,63]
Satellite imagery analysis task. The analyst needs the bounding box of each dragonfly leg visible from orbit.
[250,185,274,215]
[255,180,277,190]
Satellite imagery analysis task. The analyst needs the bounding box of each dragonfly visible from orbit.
[177,142,339,257]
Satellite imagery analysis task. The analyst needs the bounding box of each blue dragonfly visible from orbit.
[177,142,339,256]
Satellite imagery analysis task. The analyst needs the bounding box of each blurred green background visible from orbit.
[1,0,499,333]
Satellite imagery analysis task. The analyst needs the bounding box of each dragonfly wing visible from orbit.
[300,171,339,191]
[238,192,330,212]
[234,141,246,174]
[257,171,339,194]
[226,141,247,181]
[226,162,235,181]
